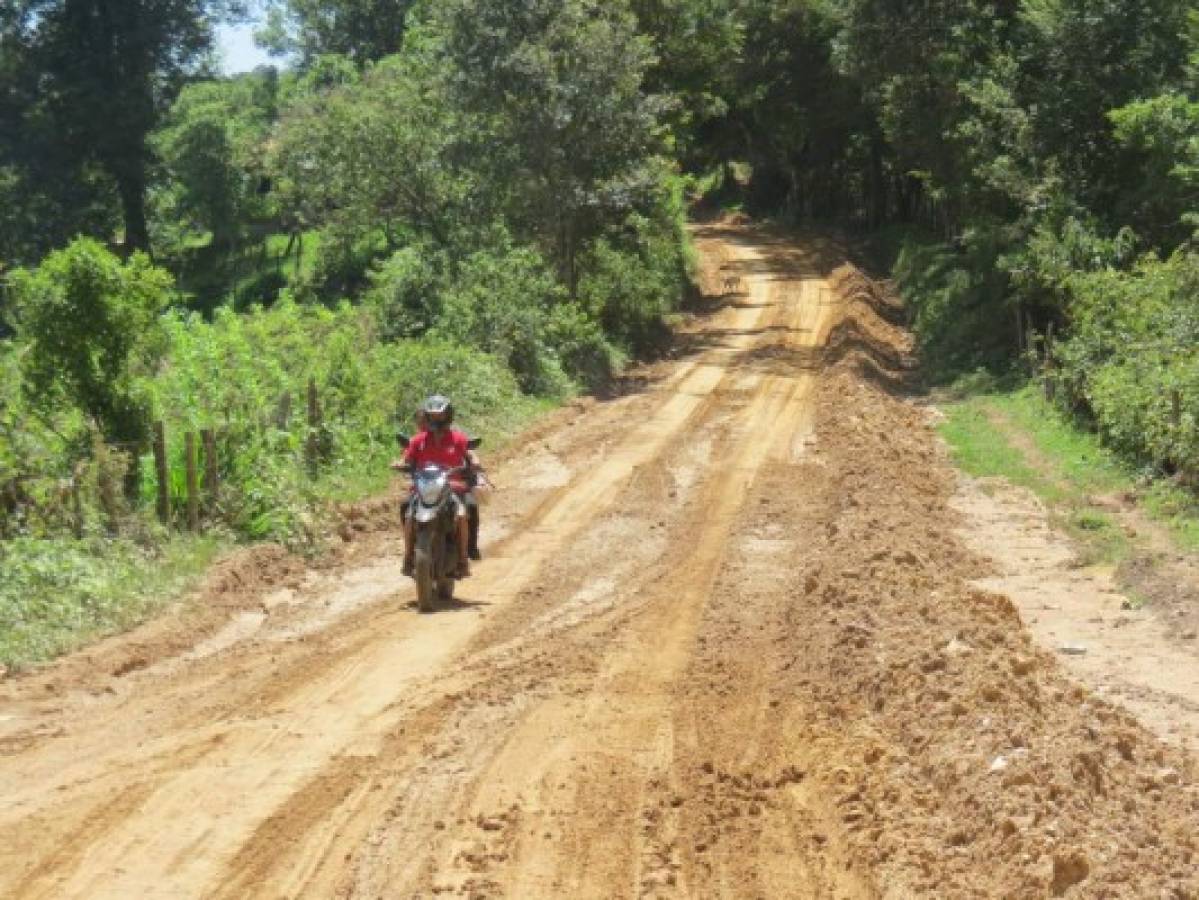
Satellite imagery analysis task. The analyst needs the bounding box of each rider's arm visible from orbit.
[403,434,423,465]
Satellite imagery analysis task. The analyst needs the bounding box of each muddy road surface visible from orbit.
[1,224,1196,898]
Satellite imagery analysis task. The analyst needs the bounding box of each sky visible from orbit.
[215,20,276,74]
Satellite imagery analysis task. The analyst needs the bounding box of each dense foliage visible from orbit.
[639,0,1199,483]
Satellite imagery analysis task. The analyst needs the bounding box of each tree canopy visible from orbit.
[1,0,230,258]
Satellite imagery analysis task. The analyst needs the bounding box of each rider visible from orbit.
[396,394,482,578]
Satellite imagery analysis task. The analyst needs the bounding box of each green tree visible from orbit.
[11,238,172,449]
[8,0,233,254]
[735,0,877,221]
[628,0,743,170]
[837,0,1020,228]
[271,48,480,293]
[259,0,416,65]
[1016,0,1193,215]
[154,70,280,251]
[437,0,671,294]
[1110,93,1199,245]
[0,8,119,264]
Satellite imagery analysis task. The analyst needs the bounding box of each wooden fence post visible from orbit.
[1171,389,1183,429]
[71,463,84,539]
[93,431,120,533]
[306,378,320,478]
[202,429,219,512]
[1041,322,1056,403]
[153,421,170,525]
[185,432,199,532]
[275,391,292,429]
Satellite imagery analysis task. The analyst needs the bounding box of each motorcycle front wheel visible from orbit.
[437,575,455,602]
[413,527,437,612]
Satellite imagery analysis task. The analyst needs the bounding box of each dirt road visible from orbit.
[1,224,1196,898]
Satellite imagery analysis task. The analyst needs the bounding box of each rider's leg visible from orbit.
[402,502,415,576]
[466,492,481,560]
[455,501,471,577]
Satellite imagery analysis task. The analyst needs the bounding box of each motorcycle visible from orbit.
[396,433,483,612]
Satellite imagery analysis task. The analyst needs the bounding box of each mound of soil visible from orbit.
[787,270,1199,897]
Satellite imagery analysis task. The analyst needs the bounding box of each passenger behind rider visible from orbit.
[393,395,482,578]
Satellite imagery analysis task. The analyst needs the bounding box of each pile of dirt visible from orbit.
[824,264,916,383]
[781,272,1199,897]
[828,263,909,327]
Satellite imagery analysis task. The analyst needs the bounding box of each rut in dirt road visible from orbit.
[1,223,1197,899]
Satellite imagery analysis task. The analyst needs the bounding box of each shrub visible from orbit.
[10,238,172,449]
[430,239,573,395]
[893,234,1012,381]
[141,295,533,544]
[1056,251,1199,477]
[366,241,449,340]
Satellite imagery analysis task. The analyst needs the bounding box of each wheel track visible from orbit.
[0,237,794,900]
[325,234,849,898]
[209,238,803,899]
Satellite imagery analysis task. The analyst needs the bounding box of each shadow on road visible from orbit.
[405,596,493,614]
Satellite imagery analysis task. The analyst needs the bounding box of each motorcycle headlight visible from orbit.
[415,471,448,505]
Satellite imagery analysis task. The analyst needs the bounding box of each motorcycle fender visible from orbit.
[414,505,439,524]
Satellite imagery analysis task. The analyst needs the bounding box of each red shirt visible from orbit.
[404,428,470,470]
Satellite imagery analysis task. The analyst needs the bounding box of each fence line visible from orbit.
[3,379,353,538]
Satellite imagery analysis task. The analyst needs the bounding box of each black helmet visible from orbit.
[422,394,453,431]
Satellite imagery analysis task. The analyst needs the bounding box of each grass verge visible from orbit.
[0,535,225,670]
[939,381,1199,564]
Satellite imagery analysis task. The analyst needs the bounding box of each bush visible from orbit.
[543,302,620,390]
[579,177,693,355]
[1055,251,1199,477]
[893,234,1012,381]
[579,233,675,354]
[430,239,570,394]
[141,295,534,544]
[369,231,623,393]
[366,242,448,340]
[10,238,172,448]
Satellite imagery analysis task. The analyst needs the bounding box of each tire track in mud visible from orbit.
[308,237,854,899]
[465,270,827,899]
[208,234,818,899]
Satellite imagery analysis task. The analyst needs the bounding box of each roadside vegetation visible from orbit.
[939,380,1199,568]
[4,0,1199,665]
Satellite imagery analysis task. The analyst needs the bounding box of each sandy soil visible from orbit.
[952,477,1199,749]
[0,224,1196,899]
